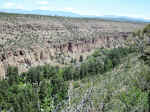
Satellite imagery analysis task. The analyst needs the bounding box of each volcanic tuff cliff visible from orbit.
[0,14,147,78]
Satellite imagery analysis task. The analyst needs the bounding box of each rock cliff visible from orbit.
[0,14,146,78]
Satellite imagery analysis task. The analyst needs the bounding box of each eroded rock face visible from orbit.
[0,32,134,78]
[0,34,128,77]
[0,62,5,80]
[0,14,146,78]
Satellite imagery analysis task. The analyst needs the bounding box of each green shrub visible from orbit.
[42,65,59,79]
[6,66,19,85]
[79,55,83,62]
[73,82,80,88]
[26,66,44,85]
[119,87,149,111]
[0,83,40,112]
[133,65,150,91]
[143,24,150,36]
[104,58,113,71]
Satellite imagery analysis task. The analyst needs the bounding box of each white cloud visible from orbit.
[63,8,74,12]
[15,5,26,10]
[39,6,50,10]
[144,17,150,20]
[3,2,15,9]
[38,6,63,11]
[37,1,49,5]
[3,2,26,9]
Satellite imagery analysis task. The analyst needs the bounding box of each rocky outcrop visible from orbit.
[0,32,130,78]
[0,14,146,78]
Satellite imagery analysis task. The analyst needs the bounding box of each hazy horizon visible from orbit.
[0,0,150,20]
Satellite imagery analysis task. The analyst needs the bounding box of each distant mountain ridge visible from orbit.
[0,9,150,23]
[97,15,150,23]
[0,9,82,17]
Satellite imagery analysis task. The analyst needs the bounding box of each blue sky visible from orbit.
[0,0,150,19]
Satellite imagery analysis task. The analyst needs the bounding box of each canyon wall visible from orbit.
[0,32,129,78]
[0,15,146,78]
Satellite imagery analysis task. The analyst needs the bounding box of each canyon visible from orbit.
[0,14,147,78]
